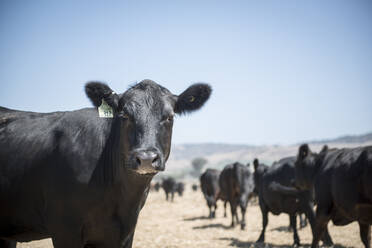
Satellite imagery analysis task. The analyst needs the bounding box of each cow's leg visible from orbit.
[287,215,293,231]
[212,201,217,218]
[229,199,238,227]
[256,204,268,243]
[0,239,16,248]
[165,192,169,201]
[239,199,247,230]
[304,203,333,247]
[359,222,371,248]
[311,208,331,248]
[52,235,82,248]
[320,223,333,246]
[171,192,174,202]
[207,200,213,218]
[290,214,300,246]
[123,233,134,248]
[224,201,227,217]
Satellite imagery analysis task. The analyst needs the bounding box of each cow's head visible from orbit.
[294,144,322,190]
[85,79,211,175]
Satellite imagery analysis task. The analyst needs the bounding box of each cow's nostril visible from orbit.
[152,155,159,165]
[136,157,141,166]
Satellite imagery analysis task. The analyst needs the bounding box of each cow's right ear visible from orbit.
[85,82,119,110]
[174,83,212,115]
[253,158,259,171]
[298,144,310,160]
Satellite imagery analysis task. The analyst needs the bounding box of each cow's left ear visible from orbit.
[85,82,119,110]
[174,83,212,115]
[253,159,259,171]
[320,145,328,153]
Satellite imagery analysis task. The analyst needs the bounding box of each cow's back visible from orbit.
[219,164,234,199]
[325,146,372,223]
[200,169,220,199]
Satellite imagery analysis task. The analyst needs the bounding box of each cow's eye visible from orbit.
[118,112,130,120]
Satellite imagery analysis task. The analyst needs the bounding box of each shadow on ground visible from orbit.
[219,237,353,248]
[193,223,232,230]
[183,215,210,221]
[269,225,291,232]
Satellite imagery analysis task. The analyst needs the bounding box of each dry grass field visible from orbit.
[17,186,362,248]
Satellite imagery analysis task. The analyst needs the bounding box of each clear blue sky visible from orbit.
[1,0,371,145]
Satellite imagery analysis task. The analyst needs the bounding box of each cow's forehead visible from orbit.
[120,80,174,115]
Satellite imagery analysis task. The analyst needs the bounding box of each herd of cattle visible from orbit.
[0,79,371,248]
[152,177,185,201]
[199,145,372,248]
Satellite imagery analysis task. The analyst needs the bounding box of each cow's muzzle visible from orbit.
[132,149,164,174]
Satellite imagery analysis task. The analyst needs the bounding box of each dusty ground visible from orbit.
[17,186,362,248]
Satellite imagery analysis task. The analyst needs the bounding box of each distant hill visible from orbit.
[160,132,372,179]
[170,143,254,160]
[308,132,372,144]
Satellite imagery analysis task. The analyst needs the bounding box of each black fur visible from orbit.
[0,79,211,248]
[254,157,332,246]
[200,169,221,218]
[85,82,119,109]
[175,83,212,114]
[219,162,255,230]
[295,144,372,248]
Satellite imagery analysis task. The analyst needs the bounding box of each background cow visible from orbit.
[0,80,211,248]
[191,184,198,192]
[176,182,185,197]
[219,162,255,230]
[253,157,333,246]
[295,144,372,248]
[200,169,221,218]
[162,177,177,201]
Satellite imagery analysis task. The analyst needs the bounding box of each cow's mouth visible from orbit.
[134,169,159,176]
[125,163,160,176]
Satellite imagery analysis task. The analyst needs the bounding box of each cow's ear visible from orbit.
[298,144,310,160]
[174,83,212,115]
[320,145,328,153]
[85,82,119,110]
[253,158,259,171]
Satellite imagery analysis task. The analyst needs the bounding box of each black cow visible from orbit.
[200,169,221,218]
[0,241,15,248]
[253,157,333,246]
[162,177,177,201]
[153,182,161,192]
[191,184,198,191]
[219,162,255,230]
[0,79,211,248]
[295,144,372,248]
[176,182,185,197]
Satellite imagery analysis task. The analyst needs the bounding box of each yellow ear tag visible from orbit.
[189,96,195,102]
[98,99,114,118]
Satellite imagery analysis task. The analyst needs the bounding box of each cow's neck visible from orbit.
[311,152,327,187]
[90,118,124,186]
[95,117,154,207]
